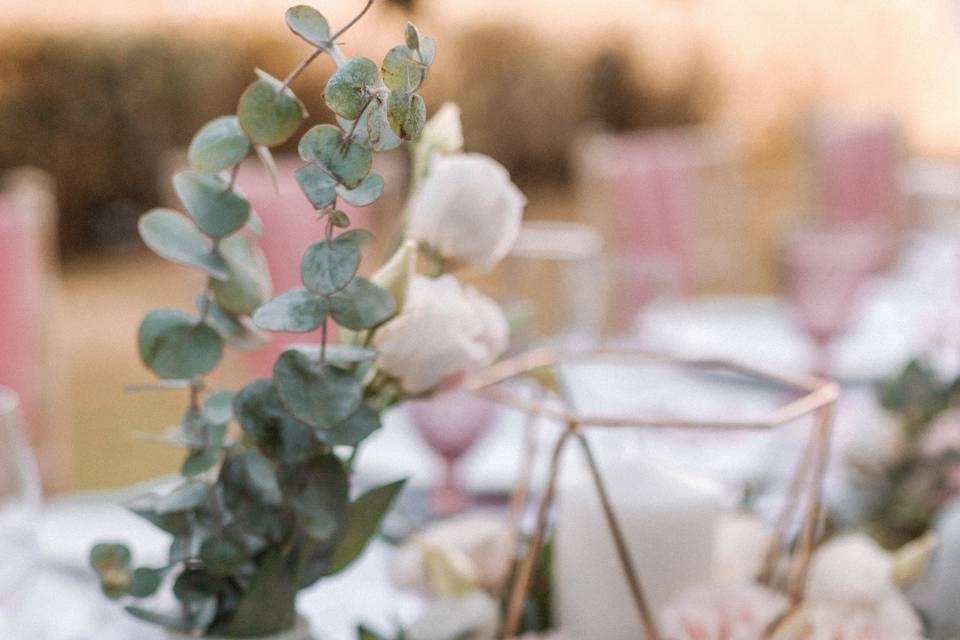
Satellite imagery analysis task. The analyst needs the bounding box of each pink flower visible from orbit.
[661,584,789,640]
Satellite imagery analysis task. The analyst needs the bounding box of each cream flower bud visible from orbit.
[407,153,526,272]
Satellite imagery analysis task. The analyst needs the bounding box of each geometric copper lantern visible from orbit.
[465,346,841,639]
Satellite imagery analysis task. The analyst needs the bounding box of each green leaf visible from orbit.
[336,173,383,207]
[382,46,423,93]
[138,309,224,379]
[273,350,362,428]
[200,535,248,576]
[419,36,437,66]
[238,79,305,147]
[125,606,193,632]
[188,116,251,174]
[173,171,251,238]
[197,295,269,352]
[285,5,331,47]
[301,236,361,295]
[128,495,192,536]
[129,567,165,598]
[324,404,382,447]
[174,568,223,603]
[204,390,235,425]
[234,379,320,462]
[278,454,349,542]
[299,124,373,189]
[220,451,283,508]
[330,210,350,228]
[338,104,402,153]
[387,91,426,141]
[287,343,377,365]
[225,550,297,636]
[295,163,337,210]
[182,449,220,477]
[329,278,396,330]
[338,229,375,245]
[138,209,229,279]
[155,482,208,515]
[405,23,421,51]
[253,288,328,333]
[328,479,406,575]
[90,542,131,574]
[324,57,379,119]
[211,234,272,315]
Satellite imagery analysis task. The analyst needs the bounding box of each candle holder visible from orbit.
[465,346,840,640]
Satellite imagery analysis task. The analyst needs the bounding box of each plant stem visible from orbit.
[330,0,376,42]
[278,47,326,95]
[225,162,241,192]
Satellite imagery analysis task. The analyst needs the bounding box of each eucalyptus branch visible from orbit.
[329,0,375,42]
[278,47,326,95]
[225,162,241,192]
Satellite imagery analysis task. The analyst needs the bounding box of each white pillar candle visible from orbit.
[553,437,725,639]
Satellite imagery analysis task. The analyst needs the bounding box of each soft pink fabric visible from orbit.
[237,158,369,378]
[814,118,901,229]
[0,195,43,430]
[611,130,697,300]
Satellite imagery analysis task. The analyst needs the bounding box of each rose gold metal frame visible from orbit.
[464,346,840,640]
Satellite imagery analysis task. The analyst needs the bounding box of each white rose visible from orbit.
[419,103,464,158]
[374,275,509,394]
[806,533,894,607]
[407,153,526,272]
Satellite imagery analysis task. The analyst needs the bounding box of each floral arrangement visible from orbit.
[87,2,525,636]
[849,359,960,547]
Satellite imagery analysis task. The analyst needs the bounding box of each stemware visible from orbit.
[408,387,496,515]
[0,387,42,623]
[780,222,888,375]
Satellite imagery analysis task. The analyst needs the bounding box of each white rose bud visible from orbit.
[421,103,464,157]
[407,153,526,272]
[371,239,418,314]
[373,275,509,394]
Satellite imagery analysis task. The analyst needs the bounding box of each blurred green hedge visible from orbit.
[0,22,715,259]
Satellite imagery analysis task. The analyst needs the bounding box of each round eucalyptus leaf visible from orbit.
[234,379,320,462]
[197,295,269,352]
[220,451,283,509]
[301,237,361,295]
[138,309,224,379]
[405,23,421,51]
[337,229,374,245]
[129,567,165,598]
[155,482,209,516]
[138,209,228,280]
[294,164,337,210]
[324,404,382,446]
[323,57,379,120]
[211,234,272,315]
[200,535,248,576]
[277,454,348,542]
[364,103,403,152]
[382,46,422,93]
[173,569,223,603]
[419,36,437,66]
[90,543,131,574]
[285,5,331,47]
[329,278,397,330]
[188,116,251,174]
[330,210,350,228]
[238,79,305,147]
[204,390,236,425]
[335,173,383,207]
[181,450,220,477]
[173,171,251,238]
[287,343,377,365]
[273,350,361,428]
[386,91,426,141]
[253,288,328,333]
[298,124,373,189]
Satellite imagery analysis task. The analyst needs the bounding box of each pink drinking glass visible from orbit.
[408,387,496,515]
[781,222,888,375]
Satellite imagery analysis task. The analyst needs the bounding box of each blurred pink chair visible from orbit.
[812,115,902,232]
[237,154,405,377]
